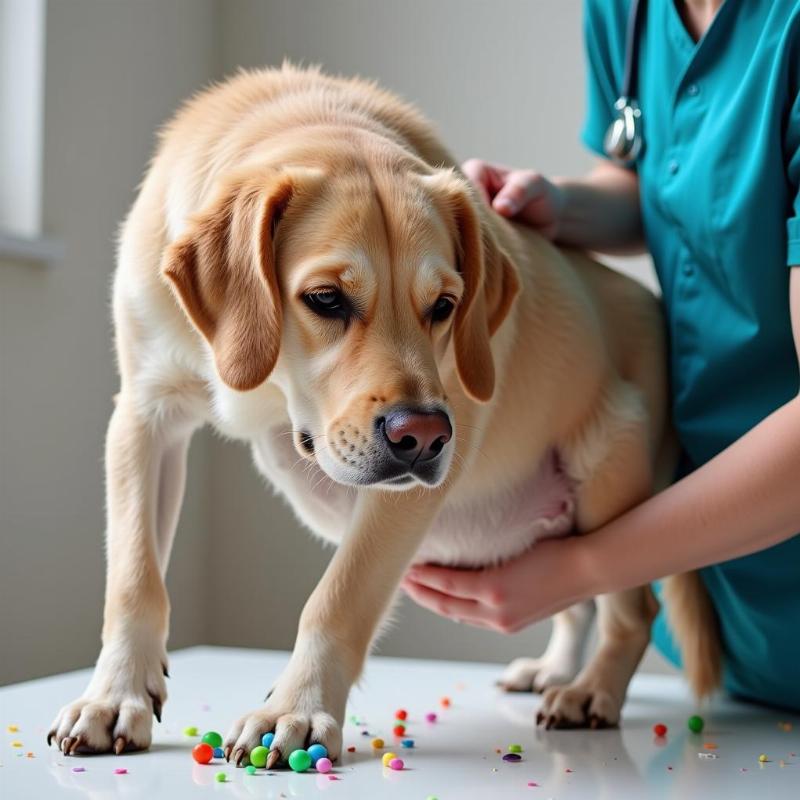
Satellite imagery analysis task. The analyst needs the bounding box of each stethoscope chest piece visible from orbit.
[604,96,643,164]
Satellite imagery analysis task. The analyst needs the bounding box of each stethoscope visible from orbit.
[603,0,646,164]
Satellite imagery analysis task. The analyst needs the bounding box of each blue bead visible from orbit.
[401,739,414,748]
[213,747,224,758]
[261,731,275,749]
[307,743,328,765]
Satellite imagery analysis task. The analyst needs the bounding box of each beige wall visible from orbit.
[1,0,670,684]
[0,0,220,684]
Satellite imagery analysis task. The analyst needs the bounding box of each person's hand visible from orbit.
[461,158,566,239]
[401,536,593,633]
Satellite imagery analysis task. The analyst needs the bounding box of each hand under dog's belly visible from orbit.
[257,429,576,569]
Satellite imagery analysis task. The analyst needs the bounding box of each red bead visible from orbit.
[653,723,668,737]
[395,709,408,721]
[393,724,406,736]
[440,697,451,708]
[192,743,214,764]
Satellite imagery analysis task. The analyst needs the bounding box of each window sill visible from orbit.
[0,231,64,266]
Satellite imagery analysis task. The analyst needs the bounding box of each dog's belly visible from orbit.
[255,428,576,568]
[417,449,575,567]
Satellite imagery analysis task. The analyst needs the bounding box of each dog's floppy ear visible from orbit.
[162,168,311,391]
[424,170,520,403]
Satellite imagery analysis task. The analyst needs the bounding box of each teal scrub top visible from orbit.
[581,0,800,710]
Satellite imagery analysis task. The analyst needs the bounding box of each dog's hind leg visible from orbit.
[48,397,198,755]
[500,600,595,692]
[537,587,657,728]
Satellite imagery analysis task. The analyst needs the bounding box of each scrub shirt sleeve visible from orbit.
[580,0,627,159]
[786,87,800,266]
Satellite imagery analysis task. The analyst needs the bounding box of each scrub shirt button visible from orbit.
[668,159,680,175]
[687,83,700,97]
[682,263,694,277]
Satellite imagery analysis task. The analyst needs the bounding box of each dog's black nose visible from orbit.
[379,408,452,465]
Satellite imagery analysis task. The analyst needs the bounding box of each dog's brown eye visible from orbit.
[431,295,455,323]
[303,288,351,321]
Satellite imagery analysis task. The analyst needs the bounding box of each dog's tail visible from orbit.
[662,571,722,699]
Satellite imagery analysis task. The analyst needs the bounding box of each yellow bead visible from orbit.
[371,738,384,749]
[758,754,768,763]
[7,725,19,733]
[11,741,23,747]
[382,752,397,766]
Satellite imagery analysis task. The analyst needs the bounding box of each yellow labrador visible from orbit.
[48,65,720,763]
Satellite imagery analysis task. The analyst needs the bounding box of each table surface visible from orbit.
[1,646,798,799]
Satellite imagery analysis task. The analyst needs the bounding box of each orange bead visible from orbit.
[192,743,214,764]
[440,697,451,708]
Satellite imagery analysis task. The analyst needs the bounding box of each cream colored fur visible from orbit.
[48,65,720,761]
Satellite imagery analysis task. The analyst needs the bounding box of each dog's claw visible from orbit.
[266,749,281,769]
[234,748,245,767]
[61,737,72,755]
[69,736,83,755]
[46,730,55,747]
[223,744,232,762]
[150,694,162,723]
[535,711,544,725]
[113,736,127,755]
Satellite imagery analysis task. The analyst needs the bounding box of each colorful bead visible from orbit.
[192,743,213,764]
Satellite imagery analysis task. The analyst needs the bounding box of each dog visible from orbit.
[48,65,721,764]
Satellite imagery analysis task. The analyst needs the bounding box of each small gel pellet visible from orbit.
[288,749,312,772]
[687,715,704,734]
[201,731,223,748]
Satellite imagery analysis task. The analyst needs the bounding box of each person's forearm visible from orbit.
[576,395,800,597]
[553,162,645,254]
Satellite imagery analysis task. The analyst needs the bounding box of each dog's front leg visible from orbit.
[48,399,195,755]
[224,487,444,767]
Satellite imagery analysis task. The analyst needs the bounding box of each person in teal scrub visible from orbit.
[403,0,800,711]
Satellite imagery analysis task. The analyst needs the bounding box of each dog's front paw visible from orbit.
[499,655,579,693]
[47,640,167,755]
[224,647,349,768]
[535,682,621,730]
[224,701,342,768]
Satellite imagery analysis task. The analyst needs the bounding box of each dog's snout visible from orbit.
[379,408,452,465]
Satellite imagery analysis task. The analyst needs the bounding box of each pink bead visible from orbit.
[316,757,333,774]
[425,712,437,723]
[388,758,404,770]
[114,768,128,774]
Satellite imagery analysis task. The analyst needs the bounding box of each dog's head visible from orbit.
[162,161,518,489]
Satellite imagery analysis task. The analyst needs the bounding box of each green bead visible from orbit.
[288,748,312,772]
[245,765,257,775]
[183,726,199,737]
[508,743,523,753]
[687,715,705,733]
[249,745,269,768]
[214,771,226,782]
[201,730,223,748]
